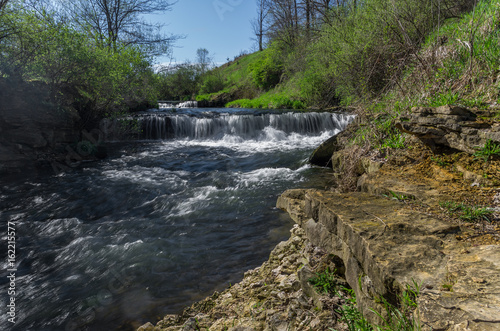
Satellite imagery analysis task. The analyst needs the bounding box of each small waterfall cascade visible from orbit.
[141,112,352,140]
[158,100,198,109]
[100,111,354,142]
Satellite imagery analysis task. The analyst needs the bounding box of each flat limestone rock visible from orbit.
[277,189,500,330]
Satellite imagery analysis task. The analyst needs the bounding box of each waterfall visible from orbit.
[158,101,198,109]
[100,111,354,142]
[139,112,353,141]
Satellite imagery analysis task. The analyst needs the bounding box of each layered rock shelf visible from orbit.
[277,189,500,330]
[396,105,500,153]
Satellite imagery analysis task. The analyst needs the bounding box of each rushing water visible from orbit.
[0,108,353,331]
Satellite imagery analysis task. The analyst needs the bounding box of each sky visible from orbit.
[151,0,258,66]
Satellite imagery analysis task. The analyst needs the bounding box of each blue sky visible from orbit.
[152,0,258,66]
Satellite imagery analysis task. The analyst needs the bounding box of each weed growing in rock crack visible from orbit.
[430,155,449,167]
[334,287,373,331]
[441,270,457,292]
[372,280,422,331]
[473,139,500,162]
[309,267,338,295]
[329,280,422,331]
[383,190,414,202]
[439,201,494,222]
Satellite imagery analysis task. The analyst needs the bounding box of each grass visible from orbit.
[425,90,460,107]
[473,139,500,162]
[430,155,450,167]
[335,287,374,331]
[226,90,305,110]
[372,281,422,331]
[383,190,414,202]
[380,132,406,150]
[309,269,422,331]
[330,281,421,331]
[308,267,338,295]
[439,201,494,222]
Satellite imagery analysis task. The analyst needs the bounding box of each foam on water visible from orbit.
[237,167,301,188]
[170,185,219,216]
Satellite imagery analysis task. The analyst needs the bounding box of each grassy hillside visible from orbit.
[354,0,500,150]
[196,45,307,110]
[197,0,500,145]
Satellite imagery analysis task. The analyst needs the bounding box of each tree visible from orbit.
[251,0,269,51]
[196,48,212,74]
[0,0,12,42]
[0,0,9,11]
[266,0,297,46]
[67,0,181,56]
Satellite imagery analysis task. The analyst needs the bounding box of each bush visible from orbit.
[199,73,225,95]
[249,45,283,90]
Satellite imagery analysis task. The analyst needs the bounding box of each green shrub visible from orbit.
[0,8,159,121]
[199,73,225,95]
[249,45,283,90]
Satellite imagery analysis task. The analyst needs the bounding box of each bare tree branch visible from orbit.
[67,0,182,55]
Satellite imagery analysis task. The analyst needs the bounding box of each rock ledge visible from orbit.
[277,189,500,331]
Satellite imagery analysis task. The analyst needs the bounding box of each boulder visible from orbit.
[308,134,339,167]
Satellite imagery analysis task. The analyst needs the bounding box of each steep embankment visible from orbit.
[195,47,307,110]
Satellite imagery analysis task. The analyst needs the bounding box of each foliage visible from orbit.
[380,131,406,150]
[226,90,304,110]
[335,287,374,331]
[473,139,500,162]
[371,281,421,331]
[249,44,283,90]
[432,156,450,167]
[383,190,413,202]
[156,63,200,100]
[392,0,500,109]
[425,91,460,107]
[308,267,338,295]
[332,280,421,331]
[0,4,160,125]
[439,201,494,222]
[199,72,225,95]
[194,0,483,112]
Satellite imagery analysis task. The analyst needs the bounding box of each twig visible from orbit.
[363,210,388,234]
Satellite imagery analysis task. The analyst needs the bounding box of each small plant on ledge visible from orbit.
[473,139,500,162]
[439,201,494,222]
[309,267,338,295]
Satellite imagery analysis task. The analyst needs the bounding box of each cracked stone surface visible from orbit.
[277,189,500,330]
